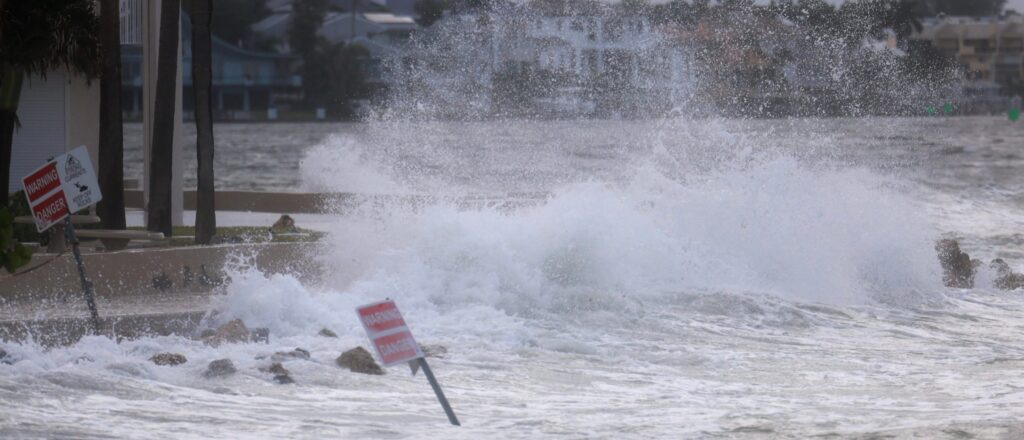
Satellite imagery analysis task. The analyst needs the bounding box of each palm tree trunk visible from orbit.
[190,0,216,244]
[0,67,23,208]
[97,0,126,229]
[147,0,179,236]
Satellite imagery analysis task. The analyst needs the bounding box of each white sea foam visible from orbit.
[4,120,1023,438]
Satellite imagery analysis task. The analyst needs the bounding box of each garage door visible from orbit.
[8,72,67,193]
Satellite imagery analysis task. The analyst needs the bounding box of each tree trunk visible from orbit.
[0,68,23,208]
[97,0,126,229]
[191,0,216,244]
[147,0,179,236]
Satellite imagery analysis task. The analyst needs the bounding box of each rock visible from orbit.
[198,265,224,287]
[318,328,338,338]
[422,344,448,358]
[273,374,295,384]
[251,328,270,344]
[203,359,236,378]
[271,348,310,362]
[203,319,251,347]
[991,259,1024,290]
[0,348,10,365]
[150,352,187,366]
[271,214,297,233]
[199,328,217,339]
[266,362,289,376]
[152,272,172,291]
[336,347,384,375]
[936,239,978,288]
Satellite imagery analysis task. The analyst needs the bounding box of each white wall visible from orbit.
[9,73,70,193]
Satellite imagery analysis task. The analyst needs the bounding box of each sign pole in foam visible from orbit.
[417,357,460,426]
[22,146,104,333]
[64,217,100,331]
[357,300,461,426]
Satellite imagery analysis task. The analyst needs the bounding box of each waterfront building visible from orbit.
[122,15,301,121]
[481,12,694,116]
[912,15,1024,95]
[250,6,418,89]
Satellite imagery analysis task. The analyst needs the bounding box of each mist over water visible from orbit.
[6,4,1024,438]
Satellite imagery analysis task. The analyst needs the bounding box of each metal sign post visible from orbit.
[357,300,461,426]
[22,146,104,334]
[64,217,100,333]
[418,357,460,426]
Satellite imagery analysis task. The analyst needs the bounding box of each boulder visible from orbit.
[318,328,338,338]
[203,359,237,378]
[422,344,448,358]
[203,319,251,347]
[263,362,289,376]
[271,348,310,362]
[251,328,270,344]
[273,374,295,384]
[150,352,188,366]
[336,347,384,375]
[0,348,10,365]
[271,214,297,233]
[991,259,1024,291]
[936,239,978,288]
[259,362,294,384]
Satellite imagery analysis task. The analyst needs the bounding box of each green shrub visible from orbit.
[0,206,32,273]
[8,190,46,245]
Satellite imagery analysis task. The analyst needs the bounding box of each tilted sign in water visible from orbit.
[21,146,103,331]
[22,146,103,232]
[356,300,461,426]
[358,300,425,366]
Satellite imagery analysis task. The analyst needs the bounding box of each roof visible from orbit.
[364,13,416,25]
[914,16,1024,40]
[183,14,294,60]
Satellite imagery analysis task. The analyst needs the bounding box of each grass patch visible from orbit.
[109,226,325,247]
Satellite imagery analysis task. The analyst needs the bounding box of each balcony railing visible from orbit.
[119,0,143,46]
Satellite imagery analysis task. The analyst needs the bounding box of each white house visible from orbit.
[10,0,184,226]
[251,9,418,58]
[9,72,100,195]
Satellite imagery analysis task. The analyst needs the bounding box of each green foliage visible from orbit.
[415,0,450,27]
[7,191,46,245]
[0,0,102,80]
[182,0,273,48]
[290,0,329,60]
[0,206,32,273]
[303,42,370,114]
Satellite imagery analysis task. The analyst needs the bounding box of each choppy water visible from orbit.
[6,116,1024,438]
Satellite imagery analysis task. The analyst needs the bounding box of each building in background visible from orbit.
[912,15,1024,97]
[122,15,301,121]
[250,6,418,86]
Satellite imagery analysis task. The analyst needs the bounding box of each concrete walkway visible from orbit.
[0,292,212,346]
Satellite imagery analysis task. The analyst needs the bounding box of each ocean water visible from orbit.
[5,116,1024,438]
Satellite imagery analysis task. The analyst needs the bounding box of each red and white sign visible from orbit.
[21,146,102,232]
[357,300,424,367]
[31,190,71,230]
[23,162,62,203]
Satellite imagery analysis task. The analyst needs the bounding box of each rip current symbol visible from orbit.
[65,155,86,180]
